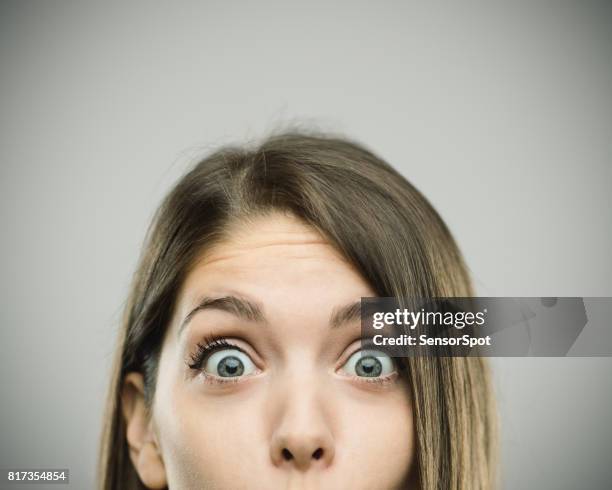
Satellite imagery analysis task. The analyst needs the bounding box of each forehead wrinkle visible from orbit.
[198,238,342,267]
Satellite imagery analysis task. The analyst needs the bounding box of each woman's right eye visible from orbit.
[202,348,257,378]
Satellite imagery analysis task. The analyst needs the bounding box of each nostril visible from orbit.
[281,448,293,461]
[312,448,323,460]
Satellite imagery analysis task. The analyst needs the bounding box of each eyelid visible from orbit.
[187,336,264,372]
[335,337,377,370]
[335,339,399,383]
[347,371,400,388]
[204,348,258,378]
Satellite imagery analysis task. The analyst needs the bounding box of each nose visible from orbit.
[269,383,335,471]
[271,430,334,471]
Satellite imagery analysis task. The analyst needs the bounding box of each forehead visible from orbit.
[175,212,375,318]
[200,212,335,264]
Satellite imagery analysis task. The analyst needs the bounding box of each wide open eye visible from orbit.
[340,349,396,378]
[203,349,257,378]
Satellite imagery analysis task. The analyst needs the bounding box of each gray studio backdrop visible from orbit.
[1,2,611,489]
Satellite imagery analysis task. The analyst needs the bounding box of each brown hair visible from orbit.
[98,132,497,489]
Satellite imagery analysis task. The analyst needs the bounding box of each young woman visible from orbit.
[98,132,497,489]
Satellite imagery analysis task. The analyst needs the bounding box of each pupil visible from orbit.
[218,356,244,377]
[356,356,382,377]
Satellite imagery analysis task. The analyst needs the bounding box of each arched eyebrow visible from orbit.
[329,300,362,329]
[179,296,265,336]
[178,296,362,336]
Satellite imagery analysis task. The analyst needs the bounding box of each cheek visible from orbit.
[338,387,415,486]
[154,378,267,489]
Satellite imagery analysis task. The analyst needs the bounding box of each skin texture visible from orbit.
[122,212,415,490]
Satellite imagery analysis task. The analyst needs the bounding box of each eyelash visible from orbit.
[186,336,402,387]
[187,336,253,387]
[188,336,229,370]
[340,344,402,387]
[353,374,398,386]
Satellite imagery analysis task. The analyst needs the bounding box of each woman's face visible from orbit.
[125,212,415,489]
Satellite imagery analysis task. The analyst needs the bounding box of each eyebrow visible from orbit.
[329,300,363,328]
[178,295,362,336]
[179,296,265,335]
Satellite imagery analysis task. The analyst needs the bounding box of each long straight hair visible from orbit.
[98,132,497,489]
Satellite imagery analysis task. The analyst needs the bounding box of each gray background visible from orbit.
[1,1,611,489]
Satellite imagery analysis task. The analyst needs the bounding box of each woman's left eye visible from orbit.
[339,349,396,378]
[203,349,257,378]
